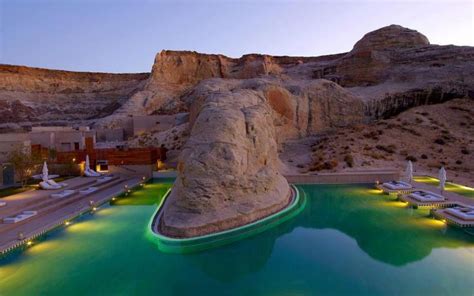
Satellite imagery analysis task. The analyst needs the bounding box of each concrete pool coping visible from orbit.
[147,185,306,253]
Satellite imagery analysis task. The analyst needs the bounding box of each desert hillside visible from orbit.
[280,98,474,186]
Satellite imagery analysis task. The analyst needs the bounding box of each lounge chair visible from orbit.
[79,187,98,195]
[409,190,445,202]
[445,206,474,221]
[84,169,101,177]
[96,176,113,184]
[383,181,412,190]
[51,190,76,198]
[47,179,68,188]
[39,181,62,190]
[0,201,6,207]
[377,180,414,194]
[3,210,37,224]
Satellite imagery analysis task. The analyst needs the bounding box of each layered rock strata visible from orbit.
[158,80,291,237]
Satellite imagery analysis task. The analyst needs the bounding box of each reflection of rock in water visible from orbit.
[298,184,474,266]
[183,220,298,283]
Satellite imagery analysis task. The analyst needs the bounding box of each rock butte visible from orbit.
[1,25,473,237]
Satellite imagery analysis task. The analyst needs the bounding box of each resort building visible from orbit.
[29,126,96,152]
[0,133,31,163]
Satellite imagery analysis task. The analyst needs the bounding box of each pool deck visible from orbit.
[0,175,142,255]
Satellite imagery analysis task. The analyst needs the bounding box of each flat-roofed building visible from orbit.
[29,126,96,152]
[0,133,31,163]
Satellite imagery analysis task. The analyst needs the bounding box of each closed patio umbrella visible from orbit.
[85,155,90,171]
[406,160,413,182]
[42,161,49,182]
[439,166,447,192]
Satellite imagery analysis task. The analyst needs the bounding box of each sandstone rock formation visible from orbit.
[158,80,291,237]
[0,65,148,127]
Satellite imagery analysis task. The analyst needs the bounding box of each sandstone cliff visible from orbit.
[0,65,148,127]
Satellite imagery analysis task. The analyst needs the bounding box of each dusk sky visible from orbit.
[1,0,473,73]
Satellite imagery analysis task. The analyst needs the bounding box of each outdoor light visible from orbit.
[26,241,32,246]
[65,221,71,226]
[92,207,97,211]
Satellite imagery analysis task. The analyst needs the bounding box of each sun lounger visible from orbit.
[0,201,6,207]
[409,191,445,202]
[79,187,98,195]
[47,179,67,188]
[377,180,414,194]
[3,210,37,224]
[84,169,101,177]
[96,176,113,184]
[433,204,474,227]
[383,181,412,190]
[51,190,76,198]
[39,181,62,190]
[445,206,474,221]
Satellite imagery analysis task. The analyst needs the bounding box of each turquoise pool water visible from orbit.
[1,180,473,295]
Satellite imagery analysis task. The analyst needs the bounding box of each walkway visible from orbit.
[0,175,142,254]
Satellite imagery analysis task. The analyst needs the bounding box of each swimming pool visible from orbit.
[1,179,473,295]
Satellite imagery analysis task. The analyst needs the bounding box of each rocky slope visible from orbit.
[280,98,474,185]
[0,65,148,128]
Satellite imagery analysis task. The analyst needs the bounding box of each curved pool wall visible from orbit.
[147,185,306,253]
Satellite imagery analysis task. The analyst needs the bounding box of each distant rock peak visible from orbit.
[352,24,430,53]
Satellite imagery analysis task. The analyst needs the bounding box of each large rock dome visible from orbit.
[352,24,430,52]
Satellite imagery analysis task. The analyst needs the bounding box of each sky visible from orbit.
[0,0,473,73]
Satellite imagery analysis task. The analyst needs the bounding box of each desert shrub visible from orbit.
[296,164,305,168]
[415,117,423,124]
[420,154,428,159]
[344,154,354,168]
[399,150,408,156]
[461,149,470,155]
[405,155,417,162]
[456,160,463,165]
[434,138,445,145]
[459,122,467,126]
[375,144,396,154]
[363,131,379,140]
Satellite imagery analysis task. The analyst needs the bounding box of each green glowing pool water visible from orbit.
[414,176,474,198]
[1,180,473,295]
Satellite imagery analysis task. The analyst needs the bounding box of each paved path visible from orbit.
[0,176,142,254]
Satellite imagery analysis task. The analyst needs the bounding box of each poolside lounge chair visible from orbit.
[0,201,6,207]
[409,190,445,202]
[3,210,37,224]
[433,204,474,227]
[47,179,68,188]
[84,168,101,177]
[79,187,98,195]
[51,190,75,198]
[399,190,452,209]
[39,181,62,190]
[445,206,474,221]
[377,180,414,194]
[96,176,113,184]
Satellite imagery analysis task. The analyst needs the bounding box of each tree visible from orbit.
[8,145,41,187]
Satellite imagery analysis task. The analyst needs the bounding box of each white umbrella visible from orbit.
[85,155,90,171]
[42,161,49,182]
[405,160,413,182]
[439,166,447,191]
